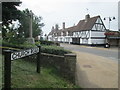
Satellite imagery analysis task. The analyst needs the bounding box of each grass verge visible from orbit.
[11,59,79,88]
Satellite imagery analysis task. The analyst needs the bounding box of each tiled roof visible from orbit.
[64,26,77,32]
[48,15,100,36]
[48,29,56,36]
[75,16,100,31]
[56,30,62,36]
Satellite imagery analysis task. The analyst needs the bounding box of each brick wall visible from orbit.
[41,53,76,84]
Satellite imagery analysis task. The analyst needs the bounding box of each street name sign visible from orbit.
[11,48,39,60]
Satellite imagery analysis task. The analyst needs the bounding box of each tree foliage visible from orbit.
[2,2,44,44]
[2,2,22,39]
[18,9,44,38]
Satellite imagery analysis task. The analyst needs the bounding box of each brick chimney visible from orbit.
[52,26,54,31]
[63,22,65,30]
[55,24,59,30]
[85,14,90,22]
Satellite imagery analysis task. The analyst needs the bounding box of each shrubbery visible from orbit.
[39,40,60,46]
[8,37,26,45]
[1,40,71,55]
[40,40,54,45]
[1,40,36,49]
[41,45,71,56]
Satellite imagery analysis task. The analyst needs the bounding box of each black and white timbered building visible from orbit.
[48,14,107,45]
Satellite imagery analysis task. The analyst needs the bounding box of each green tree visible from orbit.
[2,3,44,44]
[2,2,22,39]
[18,9,44,38]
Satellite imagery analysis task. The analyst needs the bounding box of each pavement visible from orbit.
[60,43,118,88]
[74,51,118,88]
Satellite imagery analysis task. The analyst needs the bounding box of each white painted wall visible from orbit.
[80,38,82,44]
[48,35,52,41]
[92,18,106,31]
[82,38,88,44]
[81,31,86,38]
[73,31,90,38]
[57,37,61,42]
[91,39,105,44]
[61,32,63,36]
[90,31,105,44]
[48,29,106,45]
[88,38,91,44]
[73,32,77,37]
[91,31,105,37]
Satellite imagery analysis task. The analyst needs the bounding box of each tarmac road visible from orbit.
[60,43,119,61]
[60,43,118,88]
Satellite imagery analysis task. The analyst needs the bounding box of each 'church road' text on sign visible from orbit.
[11,48,39,60]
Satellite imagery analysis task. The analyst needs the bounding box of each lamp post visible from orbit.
[103,17,115,30]
[104,16,115,47]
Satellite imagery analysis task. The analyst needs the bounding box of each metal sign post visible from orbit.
[3,46,41,89]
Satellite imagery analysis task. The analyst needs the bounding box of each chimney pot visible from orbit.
[52,26,54,31]
[63,22,65,29]
[55,24,59,30]
[85,14,90,22]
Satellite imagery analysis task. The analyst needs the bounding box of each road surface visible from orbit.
[60,43,119,61]
[60,43,118,88]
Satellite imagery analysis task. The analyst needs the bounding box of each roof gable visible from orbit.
[75,16,100,31]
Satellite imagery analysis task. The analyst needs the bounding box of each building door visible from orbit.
[72,38,80,44]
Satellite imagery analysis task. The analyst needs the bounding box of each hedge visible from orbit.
[1,40,36,49]
[41,45,71,56]
[1,40,71,55]
[39,40,60,46]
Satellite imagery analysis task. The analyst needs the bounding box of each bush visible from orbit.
[19,42,37,49]
[41,45,71,56]
[2,40,36,49]
[2,40,15,47]
[0,39,2,45]
[8,37,26,45]
[40,40,60,46]
[1,40,71,56]
[35,41,41,46]
[40,40,54,45]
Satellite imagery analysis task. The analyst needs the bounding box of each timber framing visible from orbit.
[48,14,107,45]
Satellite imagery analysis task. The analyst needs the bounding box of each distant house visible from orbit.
[48,14,107,45]
[104,31,120,46]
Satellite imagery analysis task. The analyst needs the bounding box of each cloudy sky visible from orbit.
[19,0,119,35]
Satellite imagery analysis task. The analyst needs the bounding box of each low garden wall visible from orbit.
[41,53,76,84]
[0,45,76,84]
